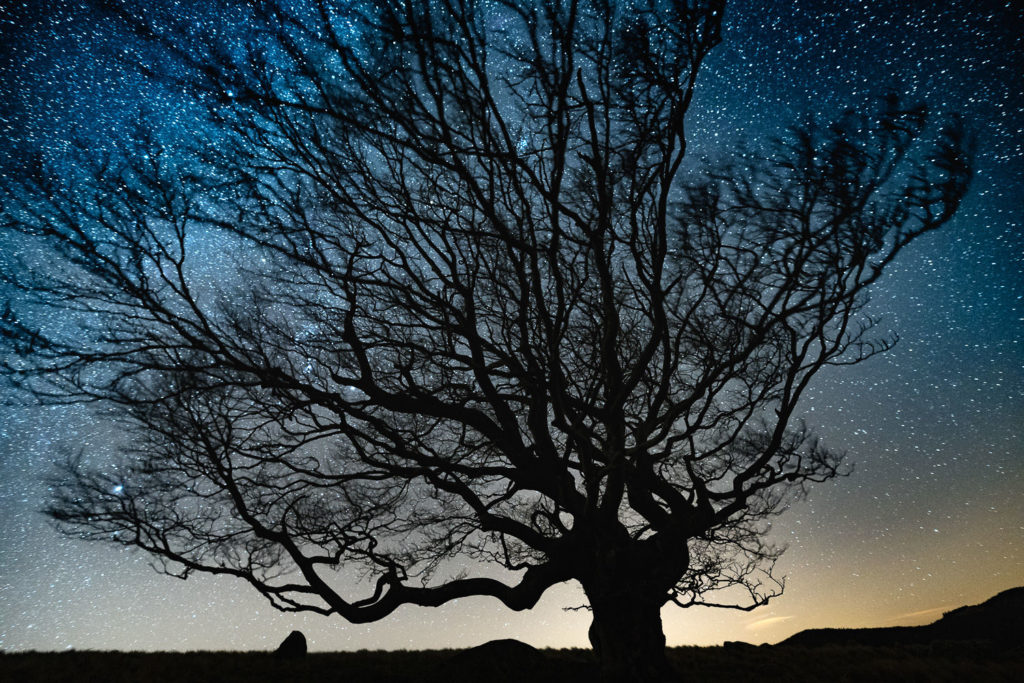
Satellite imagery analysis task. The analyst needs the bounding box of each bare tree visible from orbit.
[0,1,969,680]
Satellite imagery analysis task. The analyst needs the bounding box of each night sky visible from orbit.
[1,0,1022,652]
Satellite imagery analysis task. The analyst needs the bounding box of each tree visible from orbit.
[0,1,969,680]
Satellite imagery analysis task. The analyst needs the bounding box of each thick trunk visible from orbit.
[587,589,678,682]
[572,522,690,681]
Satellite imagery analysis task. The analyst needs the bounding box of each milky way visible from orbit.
[1,0,1021,651]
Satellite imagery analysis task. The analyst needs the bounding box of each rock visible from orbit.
[441,639,550,682]
[274,630,307,658]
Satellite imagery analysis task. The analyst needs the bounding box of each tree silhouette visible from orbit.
[0,1,969,680]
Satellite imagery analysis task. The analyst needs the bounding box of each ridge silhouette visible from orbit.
[780,586,1024,649]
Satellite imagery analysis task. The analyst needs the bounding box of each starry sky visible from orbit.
[1,0,1022,652]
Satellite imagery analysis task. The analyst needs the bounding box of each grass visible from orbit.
[1,643,1020,682]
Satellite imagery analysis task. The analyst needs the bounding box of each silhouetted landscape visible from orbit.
[780,586,1024,649]
[2,1,1021,681]
[3,588,1021,682]
[0,0,981,679]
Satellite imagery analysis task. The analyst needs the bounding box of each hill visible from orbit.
[780,586,1024,649]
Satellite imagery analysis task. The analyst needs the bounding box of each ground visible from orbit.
[1,643,1020,683]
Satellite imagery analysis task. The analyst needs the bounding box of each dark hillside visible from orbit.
[781,586,1024,649]
[931,586,1024,646]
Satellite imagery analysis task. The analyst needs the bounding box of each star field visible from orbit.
[1,0,1021,652]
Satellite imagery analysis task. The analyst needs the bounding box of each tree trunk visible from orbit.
[587,589,678,682]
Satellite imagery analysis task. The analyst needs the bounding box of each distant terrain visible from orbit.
[780,585,1024,649]
[2,587,1021,682]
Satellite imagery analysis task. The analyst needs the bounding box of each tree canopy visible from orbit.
[0,1,969,679]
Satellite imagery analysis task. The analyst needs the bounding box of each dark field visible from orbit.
[2,644,1021,683]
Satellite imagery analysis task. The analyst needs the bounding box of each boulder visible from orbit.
[274,630,307,658]
[441,639,550,681]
